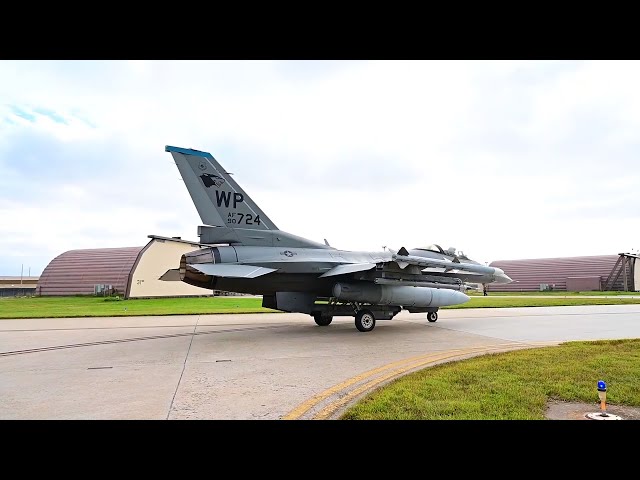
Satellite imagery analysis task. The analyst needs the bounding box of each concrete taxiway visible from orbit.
[1,304,639,420]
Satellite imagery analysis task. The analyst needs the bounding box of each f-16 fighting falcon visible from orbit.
[161,146,512,332]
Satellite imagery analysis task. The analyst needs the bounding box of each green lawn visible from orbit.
[445,296,640,309]
[0,296,276,319]
[469,290,640,296]
[1,294,640,319]
[340,338,640,420]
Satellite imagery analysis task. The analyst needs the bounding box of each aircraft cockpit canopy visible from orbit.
[415,244,471,260]
[420,244,446,254]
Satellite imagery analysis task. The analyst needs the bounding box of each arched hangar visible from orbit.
[36,235,214,298]
[487,253,638,292]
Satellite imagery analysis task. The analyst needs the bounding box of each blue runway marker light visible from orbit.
[597,380,607,412]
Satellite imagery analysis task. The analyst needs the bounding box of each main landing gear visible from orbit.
[314,309,376,332]
[312,305,439,331]
[310,302,400,332]
[313,314,333,327]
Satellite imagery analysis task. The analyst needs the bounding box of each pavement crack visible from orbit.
[167,316,199,420]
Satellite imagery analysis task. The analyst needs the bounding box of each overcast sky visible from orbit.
[1,60,639,276]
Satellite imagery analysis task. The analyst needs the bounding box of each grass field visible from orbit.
[340,338,640,420]
[468,290,640,296]
[0,296,275,319]
[1,293,640,319]
[445,296,640,309]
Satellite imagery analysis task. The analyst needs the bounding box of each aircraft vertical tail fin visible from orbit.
[166,146,331,249]
[166,146,278,231]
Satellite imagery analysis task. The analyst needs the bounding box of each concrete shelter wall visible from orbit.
[128,239,212,298]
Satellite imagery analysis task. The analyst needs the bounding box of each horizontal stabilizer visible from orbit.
[319,263,376,277]
[159,269,181,281]
[189,263,277,278]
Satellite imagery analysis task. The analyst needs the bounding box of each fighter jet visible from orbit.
[161,145,512,332]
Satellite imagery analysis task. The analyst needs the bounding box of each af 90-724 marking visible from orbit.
[227,212,262,225]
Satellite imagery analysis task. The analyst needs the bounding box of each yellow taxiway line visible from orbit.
[282,340,559,420]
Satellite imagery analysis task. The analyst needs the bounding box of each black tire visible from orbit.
[355,309,376,332]
[313,314,333,326]
[427,311,438,322]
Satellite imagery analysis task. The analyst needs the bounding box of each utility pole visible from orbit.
[21,264,23,286]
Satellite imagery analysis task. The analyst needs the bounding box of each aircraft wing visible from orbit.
[319,263,376,278]
[190,264,277,278]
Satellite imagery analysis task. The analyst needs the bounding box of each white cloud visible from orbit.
[1,60,639,275]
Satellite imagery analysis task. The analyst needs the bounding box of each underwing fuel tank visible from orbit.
[333,283,469,307]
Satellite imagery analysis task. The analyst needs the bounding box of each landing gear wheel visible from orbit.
[355,309,376,332]
[427,311,438,323]
[313,314,333,326]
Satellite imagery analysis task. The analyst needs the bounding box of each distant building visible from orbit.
[126,236,216,298]
[35,235,231,298]
[488,253,638,292]
[0,276,39,297]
